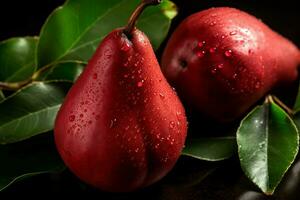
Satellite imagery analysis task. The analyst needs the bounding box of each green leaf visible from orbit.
[182,137,237,161]
[0,81,72,144]
[136,0,176,50]
[162,157,220,189]
[0,133,65,191]
[293,84,300,113]
[37,0,176,67]
[160,0,177,19]
[0,37,38,82]
[292,112,300,131]
[40,61,86,82]
[0,91,4,102]
[237,101,299,195]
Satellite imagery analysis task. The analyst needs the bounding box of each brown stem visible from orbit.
[0,60,86,91]
[271,95,294,116]
[0,79,32,91]
[265,95,274,104]
[0,64,53,91]
[123,0,161,37]
[266,95,294,116]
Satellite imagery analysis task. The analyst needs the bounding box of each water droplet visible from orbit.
[159,93,165,99]
[127,55,133,62]
[170,139,175,145]
[211,68,217,74]
[255,82,261,89]
[232,73,238,79]
[259,142,265,149]
[221,35,226,39]
[123,74,129,78]
[109,118,117,128]
[69,115,75,122]
[121,42,131,52]
[176,111,181,116]
[210,21,217,26]
[137,80,144,87]
[169,121,175,129]
[217,64,224,69]
[209,47,217,53]
[123,61,129,67]
[197,41,206,48]
[135,148,139,153]
[224,49,233,57]
[156,133,161,139]
[93,73,98,79]
[154,143,160,149]
[229,31,237,35]
[196,50,206,58]
[144,98,148,103]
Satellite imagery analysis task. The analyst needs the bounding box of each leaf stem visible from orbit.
[0,60,86,91]
[0,80,32,91]
[265,95,274,104]
[268,95,294,116]
[123,0,161,37]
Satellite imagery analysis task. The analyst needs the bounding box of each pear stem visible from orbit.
[123,0,161,37]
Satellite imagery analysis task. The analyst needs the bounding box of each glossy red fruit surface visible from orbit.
[162,7,300,122]
[54,28,187,192]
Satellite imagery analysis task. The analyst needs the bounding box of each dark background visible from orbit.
[0,0,299,199]
[0,0,299,46]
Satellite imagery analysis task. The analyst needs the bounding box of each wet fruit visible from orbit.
[54,0,187,192]
[162,7,300,122]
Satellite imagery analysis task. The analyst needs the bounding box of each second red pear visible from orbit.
[162,7,300,122]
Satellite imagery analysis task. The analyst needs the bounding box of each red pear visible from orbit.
[54,0,187,192]
[162,7,300,122]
